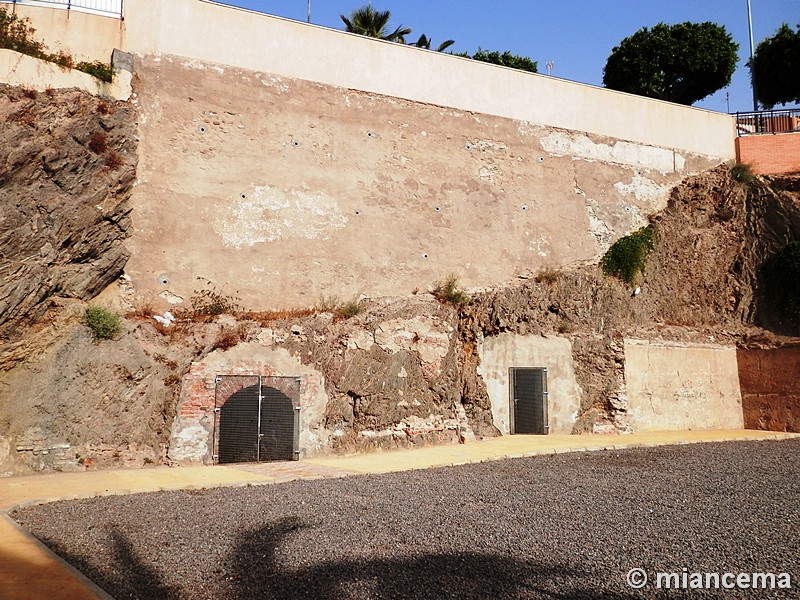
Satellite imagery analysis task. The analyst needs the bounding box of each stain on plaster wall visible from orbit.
[213,186,347,249]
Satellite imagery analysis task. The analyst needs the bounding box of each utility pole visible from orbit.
[747,0,758,111]
[307,0,310,23]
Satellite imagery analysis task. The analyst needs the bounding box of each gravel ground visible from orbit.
[11,440,800,599]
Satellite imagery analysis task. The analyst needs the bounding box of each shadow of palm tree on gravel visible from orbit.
[32,518,639,600]
[41,526,180,600]
[222,517,639,600]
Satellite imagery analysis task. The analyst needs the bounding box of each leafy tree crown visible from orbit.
[603,21,738,105]
[471,48,538,73]
[751,23,800,109]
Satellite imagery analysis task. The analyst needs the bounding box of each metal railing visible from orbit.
[0,0,122,18]
[736,108,800,136]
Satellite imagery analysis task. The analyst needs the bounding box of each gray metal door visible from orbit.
[214,375,301,463]
[510,367,548,435]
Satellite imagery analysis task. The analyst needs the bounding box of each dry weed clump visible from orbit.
[127,303,156,321]
[9,109,35,127]
[535,267,561,285]
[177,288,240,322]
[163,373,181,387]
[213,324,249,351]
[240,308,317,327]
[96,100,112,115]
[105,150,123,170]
[88,131,108,154]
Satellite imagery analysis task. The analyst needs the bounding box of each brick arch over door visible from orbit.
[214,375,300,463]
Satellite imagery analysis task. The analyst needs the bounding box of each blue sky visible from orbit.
[218,1,799,113]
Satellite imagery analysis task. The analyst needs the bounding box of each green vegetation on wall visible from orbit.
[76,60,114,83]
[0,6,113,82]
[432,274,470,308]
[0,6,48,58]
[318,295,366,320]
[762,241,800,321]
[730,161,755,184]
[601,226,654,285]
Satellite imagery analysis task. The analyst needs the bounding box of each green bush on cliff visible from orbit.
[601,226,654,285]
[76,60,113,83]
[762,241,800,321]
[85,306,122,340]
[730,161,755,184]
[432,274,470,308]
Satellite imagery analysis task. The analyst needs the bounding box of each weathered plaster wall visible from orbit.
[737,347,800,432]
[2,3,122,62]
[168,341,329,464]
[623,339,743,431]
[127,54,721,310]
[477,334,581,434]
[8,0,737,311]
[0,49,131,100]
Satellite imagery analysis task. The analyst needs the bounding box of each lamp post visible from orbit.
[747,0,758,111]
[307,0,310,23]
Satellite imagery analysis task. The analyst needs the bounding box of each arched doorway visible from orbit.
[215,376,300,463]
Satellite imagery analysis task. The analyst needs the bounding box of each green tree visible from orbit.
[751,23,800,109]
[471,48,537,73]
[603,22,738,105]
[763,241,800,322]
[340,5,411,42]
[411,34,455,53]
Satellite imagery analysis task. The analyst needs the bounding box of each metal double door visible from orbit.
[215,375,300,463]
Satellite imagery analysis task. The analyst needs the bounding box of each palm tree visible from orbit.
[411,34,455,52]
[340,6,412,43]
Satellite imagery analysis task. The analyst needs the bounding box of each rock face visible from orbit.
[0,85,145,475]
[1,80,799,475]
[0,306,181,475]
[0,85,137,337]
[167,299,484,465]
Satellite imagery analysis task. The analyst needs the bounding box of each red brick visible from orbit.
[736,132,800,175]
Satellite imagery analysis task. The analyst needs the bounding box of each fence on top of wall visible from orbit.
[0,0,122,18]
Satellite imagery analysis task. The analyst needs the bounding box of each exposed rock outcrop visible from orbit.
[0,85,137,339]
